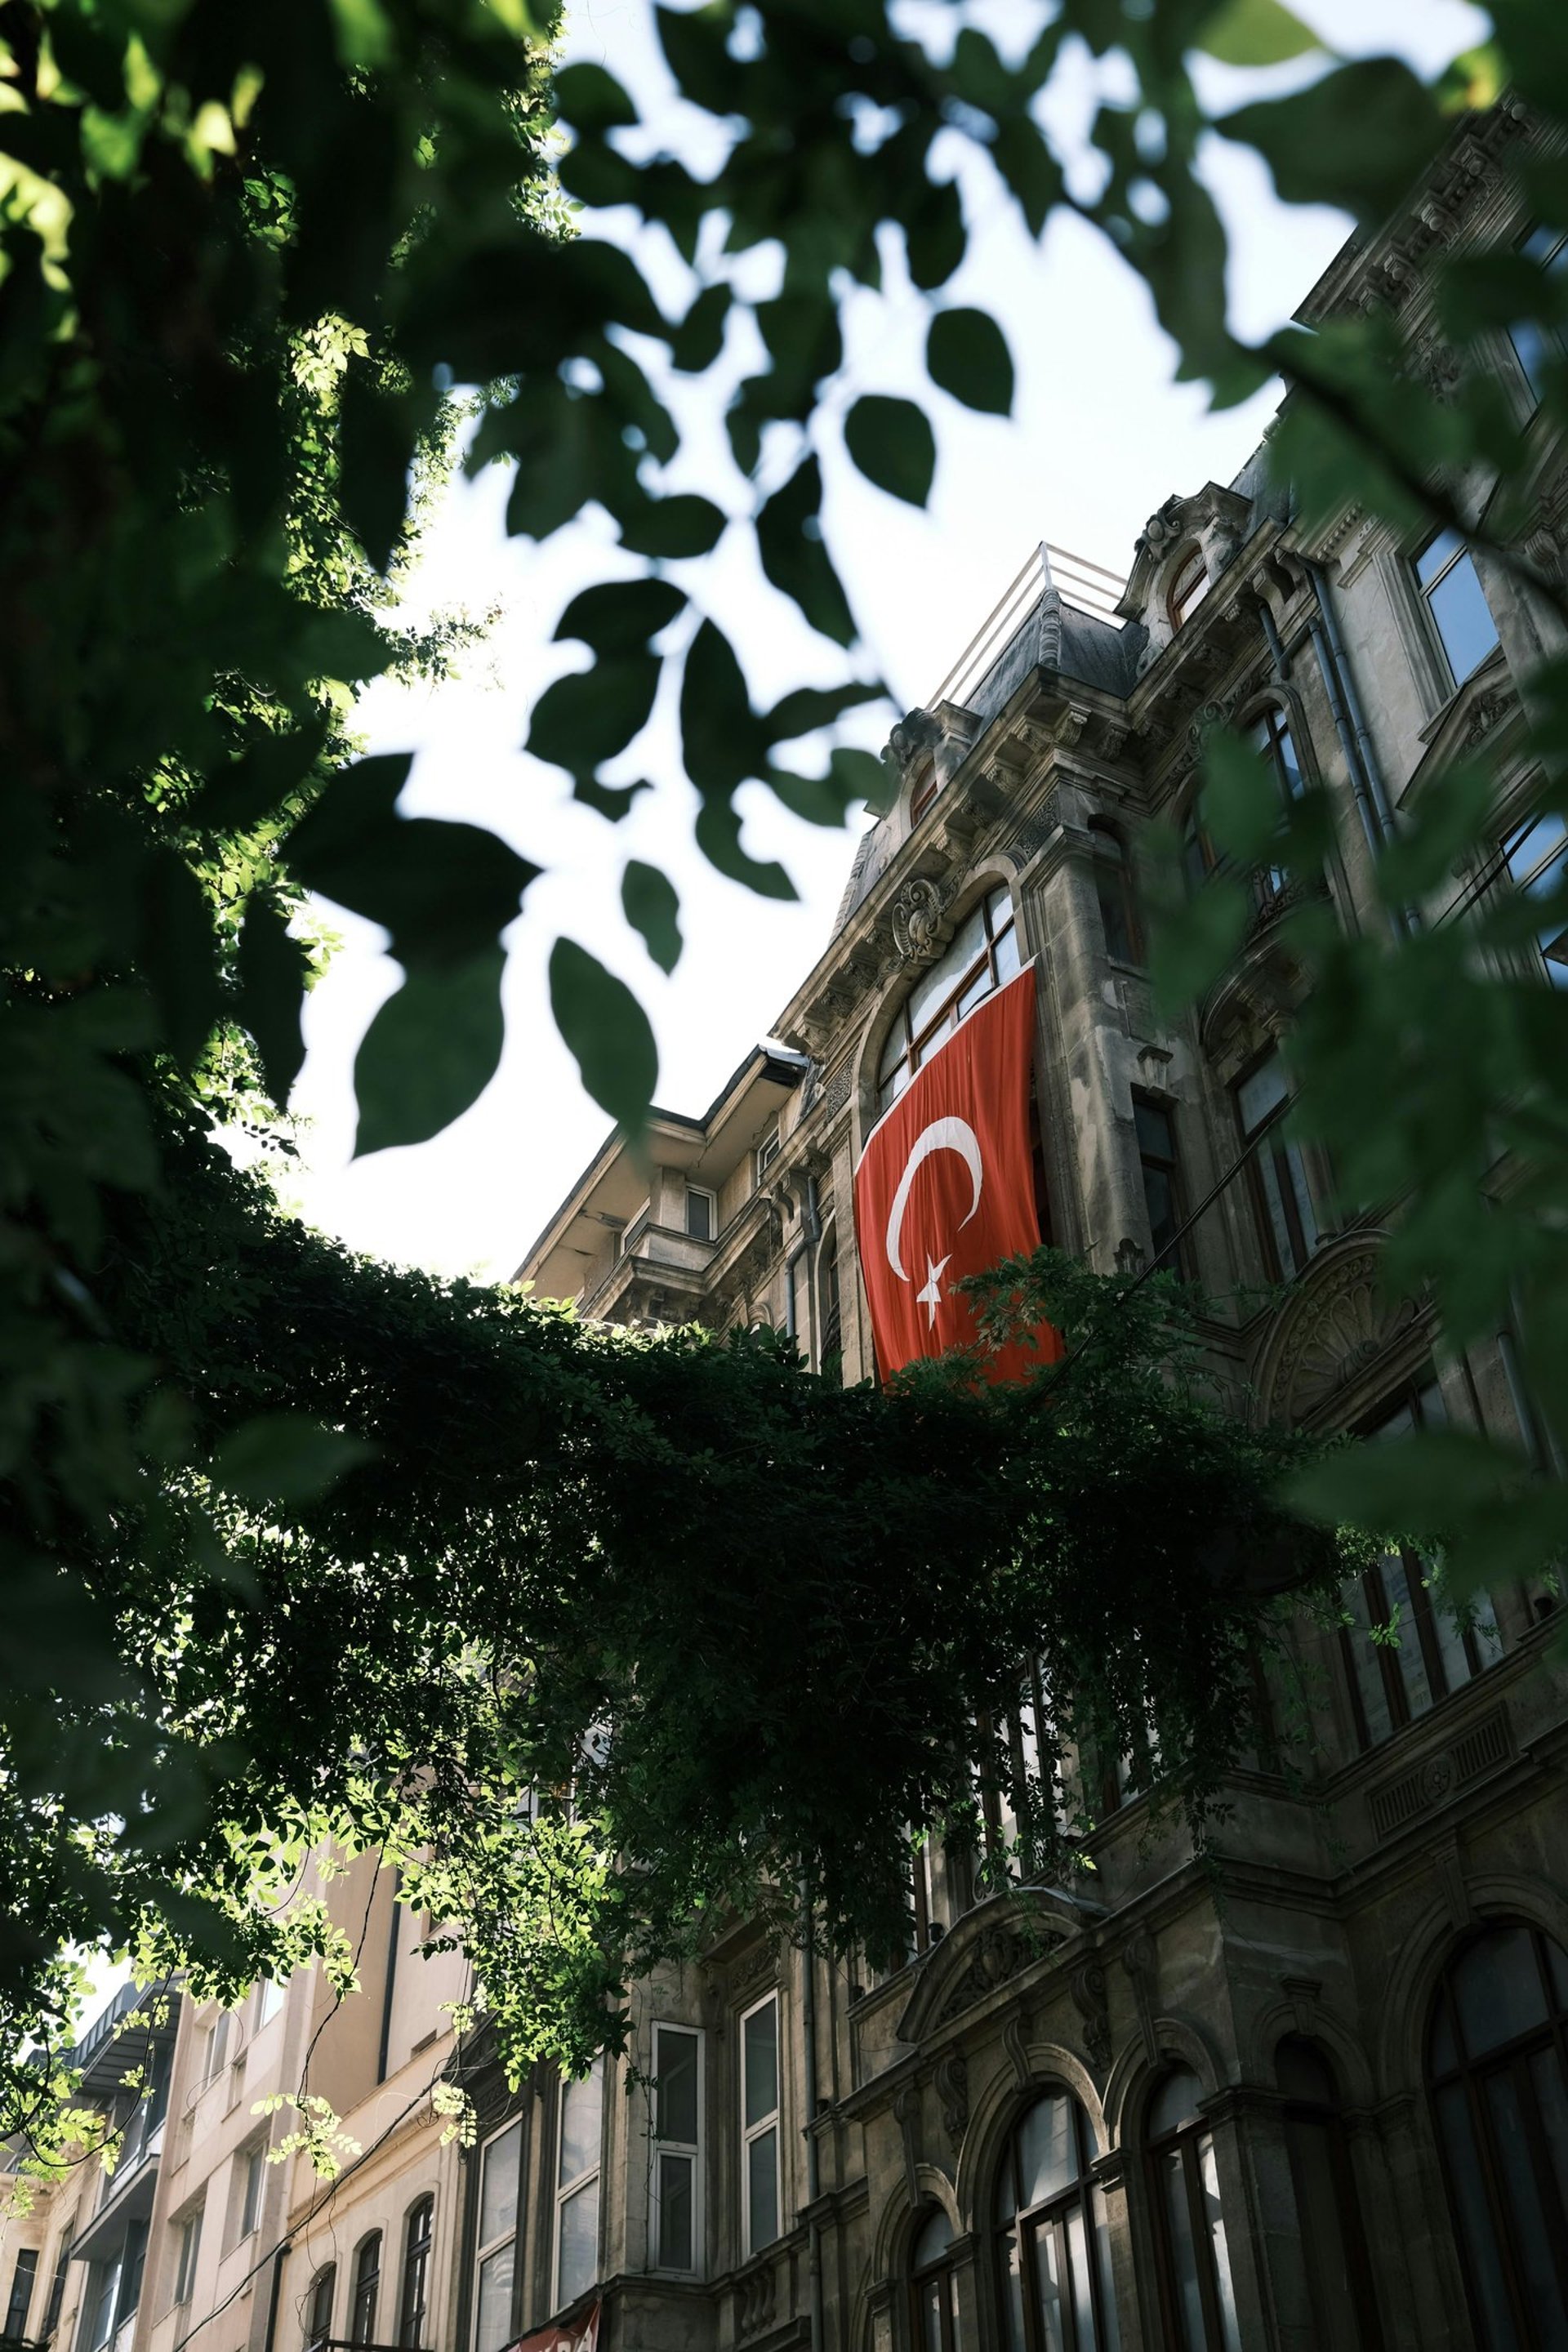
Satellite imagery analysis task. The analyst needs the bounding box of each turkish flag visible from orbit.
[853,965,1062,1384]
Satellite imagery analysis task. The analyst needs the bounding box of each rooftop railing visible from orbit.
[929,541,1126,713]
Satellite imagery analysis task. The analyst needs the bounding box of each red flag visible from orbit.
[853,965,1062,1383]
[502,2303,599,2352]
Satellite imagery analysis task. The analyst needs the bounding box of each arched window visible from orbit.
[1429,1922,1568,2349]
[1144,2069,1240,2352]
[1169,550,1209,632]
[876,884,1019,1113]
[909,2207,959,2352]
[350,2235,381,2348]
[305,2265,336,2350]
[1181,708,1303,911]
[399,2200,433,2348]
[1090,822,1141,965]
[995,2087,1118,2351]
[1276,2039,1382,2350]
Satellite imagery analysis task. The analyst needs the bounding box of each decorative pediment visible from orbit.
[1405,650,1522,807]
[1252,1234,1427,1429]
[895,1889,1104,2046]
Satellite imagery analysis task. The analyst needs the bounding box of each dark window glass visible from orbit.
[1250,706,1304,906]
[996,2088,1120,2351]
[1091,822,1142,964]
[307,2265,336,2350]
[1338,1380,1499,1752]
[6,2250,38,2338]
[1415,532,1499,689]
[1169,550,1210,631]
[911,766,941,826]
[685,1187,715,1243]
[1234,1049,1318,1282]
[1429,1924,1568,2350]
[1276,2040,1383,2350]
[1133,1094,1185,1274]
[1146,2072,1239,2352]
[911,2207,960,2352]
[399,2202,432,2349]
[1508,225,1568,403]
[42,2237,72,2338]
[351,2235,381,2347]
[1503,813,1568,988]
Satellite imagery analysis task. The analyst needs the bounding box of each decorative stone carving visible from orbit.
[892,2083,922,2202]
[1281,1976,1323,2039]
[1258,1246,1422,1427]
[935,1923,1058,2026]
[1463,684,1515,750]
[891,875,950,965]
[1070,1958,1111,2070]
[736,2262,777,2340]
[1007,790,1062,868]
[1120,1932,1160,2066]
[1410,333,1463,405]
[934,2047,969,2152]
[730,1938,777,1998]
[821,1057,853,1120]
[884,706,942,774]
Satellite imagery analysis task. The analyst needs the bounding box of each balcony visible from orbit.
[581,1212,717,1321]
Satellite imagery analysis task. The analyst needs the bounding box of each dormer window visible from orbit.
[910,764,940,826]
[1169,547,1209,632]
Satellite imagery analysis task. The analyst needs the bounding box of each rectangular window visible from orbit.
[786,1250,812,1353]
[740,1994,780,2258]
[1414,530,1499,690]
[256,1978,285,2029]
[651,2025,703,2274]
[1235,1051,1318,1282]
[755,1126,782,1183]
[1508,224,1568,404]
[472,2119,521,2352]
[1339,1380,1501,1750]
[554,2059,603,2314]
[172,2210,203,2310]
[6,2249,38,2338]
[1503,811,1568,987]
[235,2145,265,2244]
[685,1186,715,1243]
[43,2227,74,2338]
[1133,1094,1186,1274]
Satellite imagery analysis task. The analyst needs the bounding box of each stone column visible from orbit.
[1089,2149,1147,2350]
[1196,2085,1285,2352]
[1372,2093,1472,2352]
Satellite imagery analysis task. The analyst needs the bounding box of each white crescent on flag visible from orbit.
[884,1116,985,1281]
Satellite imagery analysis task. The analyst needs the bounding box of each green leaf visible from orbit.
[926,309,1014,416]
[1147,871,1250,1018]
[1285,1425,1531,1545]
[844,395,936,508]
[694,804,798,902]
[1219,60,1447,227]
[768,747,884,827]
[670,283,730,373]
[680,621,766,796]
[554,579,685,653]
[621,861,683,974]
[549,938,658,1135]
[1375,761,1494,905]
[1195,0,1319,66]
[354,949,507,1156]
[906,178,965,292]
[1199,732,1281,866]
[528,658,661,776]
[756,457,856,648]
[137,851,220,1070]
[236,893,310,1107]
[575,777,653,822]
[553,61,638,131]
[764,682,884,742]
[337,374,421,573]
[617,495,728,559]
[211,1415,375,1507]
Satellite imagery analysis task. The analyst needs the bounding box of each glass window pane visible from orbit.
[1199,2136,1242,2352]
[907,904,987,1040]
[1343,1579,1395,1746]
[746,2125,779,2250]
[559,2065,602,2189]
[1066,2203,1096,2350]
[1435,2082,1522,2352]
[1379,1553,1437,1719]
[1160,2150,1205,2352]
[992,920,1022,983]
[1285,2113,1363,2350]
[1483,2067,1568,2342]
[474,2246,513,2352]
[1148,2070,1203,2141]
[920,2280,945,2352]
[1530,2045,1568,2219]
[878,1022,907,1087]
[1134,1099,1174,1160]
[743,2002,777,2127]
[479,2123,520,2247]
[657,2150,693,2271]
[655,2028,699,2145]
[957,965,991,1019]
[1017,2093,1076,2208]
[1000,2225,1027,2352]
[1426,550,1499,684]
[1236,1054,1287,1137]
[912,2209,954,2270]
[1453,1927,1551,2058]
[556,2181,599,2309]
[1091,2184,1121,2352]
[1030,2221,1068,2352]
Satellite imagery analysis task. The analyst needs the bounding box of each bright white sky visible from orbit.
[283,0,1486,1285]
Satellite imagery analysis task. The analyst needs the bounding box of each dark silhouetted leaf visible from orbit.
[756,457,856,647]
[550,937,658,1134]
[554,60,638,131]
[555,579,685,653]
[844,394,936,507]
[212,1415,375,1506]
[236,892,310,1107]
[1220,60,1446,226]
[617,495,728,558]
[354,948,507,1156]
[927,308,1014,416]
[528,657,661,774]
[622,860,683,973]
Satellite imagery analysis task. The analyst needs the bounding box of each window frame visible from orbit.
[350,2234,382,2349]
[908,2207,960,2352]
[739,1990,782,2261]
[1169,548,1210,633]
[1144,2074,1240,2352]
[171,2207,203,2313]
[755,1125,782,1184]
[1428,1922,1568,2350]
[1090,818,1143,965]
[994,2086,1118,2352]
[649,2022,705,2277]
[1413,530,1499,693]
[552,2059,604,2316]
[1501,808,1568,988]
[234,2141,265,2247]
[875,883,1019,1114]
[6,2248,38,2339]
[1132,1091,1187,1277]
[1506,223,1568,408]
[1275,2039,1384,2352]
[470,2117,522,2352]
[305,2262,336,2351]
[398,2198,434,2350]
[684,1184,717,1244]
[1232,1047,1317,1284]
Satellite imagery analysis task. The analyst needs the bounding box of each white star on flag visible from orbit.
[915,1254,951,1328]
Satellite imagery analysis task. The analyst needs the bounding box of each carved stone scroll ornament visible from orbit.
[934,2047,969,2153]
[883,706,943,775]
[1070,1959,1111,2071]
[1261,1246,1420,1427]
[890,875,949,965]
[935,1922,1062,2026]
[1120,1932,1160,2067]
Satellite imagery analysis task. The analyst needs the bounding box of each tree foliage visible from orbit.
[4,0,1568,2143]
